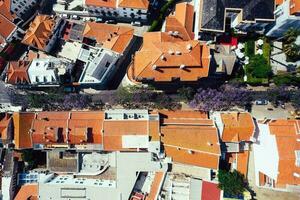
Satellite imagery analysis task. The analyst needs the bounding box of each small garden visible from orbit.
[283,28,300,62]
[244,38,272,85]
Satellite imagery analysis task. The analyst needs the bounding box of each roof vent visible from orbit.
[175,51,181,55]
[168,50,174,55]
[180,64,185,69]
[188,150,193,154]
[187,44,192,50]
[152,65,157,70]
[293,173,300,178]
[207,142,213,146]
[173,31,179,37]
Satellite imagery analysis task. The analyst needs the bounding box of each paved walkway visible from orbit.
[247,149,300,200]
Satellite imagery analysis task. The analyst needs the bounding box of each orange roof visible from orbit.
[290,0,300,15]
[30,111,104,146]
[228,152,249,176]
[268,120,300,188]
[164,146,220,169]
[83,22,134,54]
[160,110,220,169]
[128,32,210,83]
[103,120,149,151]
[0,113,11,140]
[6,61,31,84]
[14,184,38,200]
[22,15,56,51]
[118,0,149,9]
[0,0,15,21]
[221,112,255,142]
[146,172,164,200]
[0,13,16,39]
[165,3,195,41]
[85,0,117,8]
[13,112,35,149]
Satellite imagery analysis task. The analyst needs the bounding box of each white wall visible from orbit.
[253,123,279,187]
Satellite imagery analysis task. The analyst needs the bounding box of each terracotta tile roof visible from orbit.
[30,111,104,146]
[14,184,38,200]
[128,32,210,82]
[6,61,31,84]
[268,120,300,188]
[118,0,149,9]
[0,13,16,39]
[228,151,249,176]
[201,181,221,200]
[164,146,220,169]
[0,113,11,140]
[85,0,117,8]
[146,172,164,200]
[165,3,195,41]
[220,112,255,142]
[103,120,148,151]
[160,110,220,169]
[22,15,56,51]
[290,0,300,16]
[13,112,35,149]
[0,0,15,21]
[83,22,134,54]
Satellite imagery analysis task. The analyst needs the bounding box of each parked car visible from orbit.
[60,14,69,19]
[71,15,80,20]
[95,17,103,23]
[105,19,116,24]
[255,99,268,105]
[131,21,142,27]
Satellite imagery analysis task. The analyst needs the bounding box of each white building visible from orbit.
[27,58,70,87]
[77,46,120,88]
[84,0,150,23]
[253,120,300,191]
[267,0,300,37]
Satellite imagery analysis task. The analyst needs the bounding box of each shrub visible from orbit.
[245,40,255,57]
[218,170,247,196]
[246,55,272,79]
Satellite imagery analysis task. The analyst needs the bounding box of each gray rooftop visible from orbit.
[201,0,275,31]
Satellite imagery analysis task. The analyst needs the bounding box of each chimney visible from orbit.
[160,55,166,61]
[179,64,185,69]
[168,31,173,35]
[152,65,157,70]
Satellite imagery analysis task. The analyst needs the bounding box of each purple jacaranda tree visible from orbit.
[189,85,251,111]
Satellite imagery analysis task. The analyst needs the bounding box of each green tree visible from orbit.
[283,28,300,62]
[177,87,195,102]
[218,170,246,196]
[246,55,272,78]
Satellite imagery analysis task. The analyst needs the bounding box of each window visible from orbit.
[296,150,300,167]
